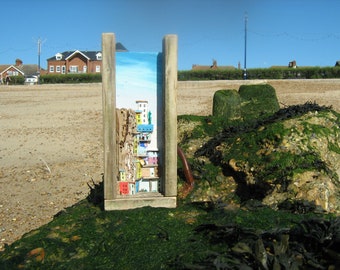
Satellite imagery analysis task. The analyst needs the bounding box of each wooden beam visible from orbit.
[163,34,178,197]
[102,33,117,202]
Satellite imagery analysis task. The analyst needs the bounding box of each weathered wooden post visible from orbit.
[102,33,117,202]
[163,35,178,197]
[102,33,178,210]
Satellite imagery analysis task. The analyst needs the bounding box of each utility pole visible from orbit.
[243,12,248,80]
[38,38,41,74]
[35,37,46,84]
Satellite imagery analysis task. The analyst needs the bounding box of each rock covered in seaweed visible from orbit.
[180,102,340,213]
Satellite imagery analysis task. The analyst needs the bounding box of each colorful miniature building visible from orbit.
[135,110,142,125]
[137,180,150,192]
[135,160,142,179]
[137,142,148,156]
[129,183,136,195]
[133,137,138,155]
[119,169,126,182]
[119,182,129,195]
[137,132,152,141]
[137,124,154,133]
[136,100,149,124]
[147,150,158,165]
[150,180,159,192]
[116,99,160,195]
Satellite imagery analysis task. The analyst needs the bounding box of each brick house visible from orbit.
[46,42,127,74]
[0,65,24,79]
[0,59,40,82]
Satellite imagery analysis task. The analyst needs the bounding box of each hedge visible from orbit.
[178,66,340,81]
[7,66,340,85]
[40,73,102,84]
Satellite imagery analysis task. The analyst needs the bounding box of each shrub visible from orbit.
[40,73,102,84]
[178,66,340,80]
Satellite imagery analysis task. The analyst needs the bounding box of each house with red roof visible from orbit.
[46,42,127,74]
[0,59,40,84]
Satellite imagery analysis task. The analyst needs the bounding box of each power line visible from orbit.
[249,30,340,41]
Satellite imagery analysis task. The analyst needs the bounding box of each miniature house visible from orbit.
[147,150,158,165]
[136,100,149,124]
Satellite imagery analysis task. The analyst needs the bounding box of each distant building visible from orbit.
[271,60,298,69]
[46,42,127,74]
[0,58,40,82]
[288,60,297,68]
[0,64,24,78]
[192,60,236,70]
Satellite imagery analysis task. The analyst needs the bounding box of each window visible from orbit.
[96,52,102,60]
[69,66,78,73]
[55,53,62,60]
[96,65,101,73]
[49,65,54,72]
[62,66,66,74]
[83,65,87,73]
[7,70,19,76]
[56,66,61,73]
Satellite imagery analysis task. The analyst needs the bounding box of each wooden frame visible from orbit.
[102,33,177,210]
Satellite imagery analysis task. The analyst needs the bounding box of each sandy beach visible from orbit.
[0,79,339,249]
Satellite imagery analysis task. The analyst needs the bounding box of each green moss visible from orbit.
[191,103,338,202]
[212,89,242,119]
[329,142,340,154]
[239,84,280,121]
[302,122,332,136]
[212,84,280,123]
[178,115,233,142]
[1,195,337,270]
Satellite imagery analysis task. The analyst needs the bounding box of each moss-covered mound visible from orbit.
[212,84,280,122]
[178,102,340,214]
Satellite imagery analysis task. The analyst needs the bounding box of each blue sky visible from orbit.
[1,0,340,70]
[116,52,159,109]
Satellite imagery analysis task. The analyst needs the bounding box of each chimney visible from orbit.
[212,59,217,68]
[15,59,23,67]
